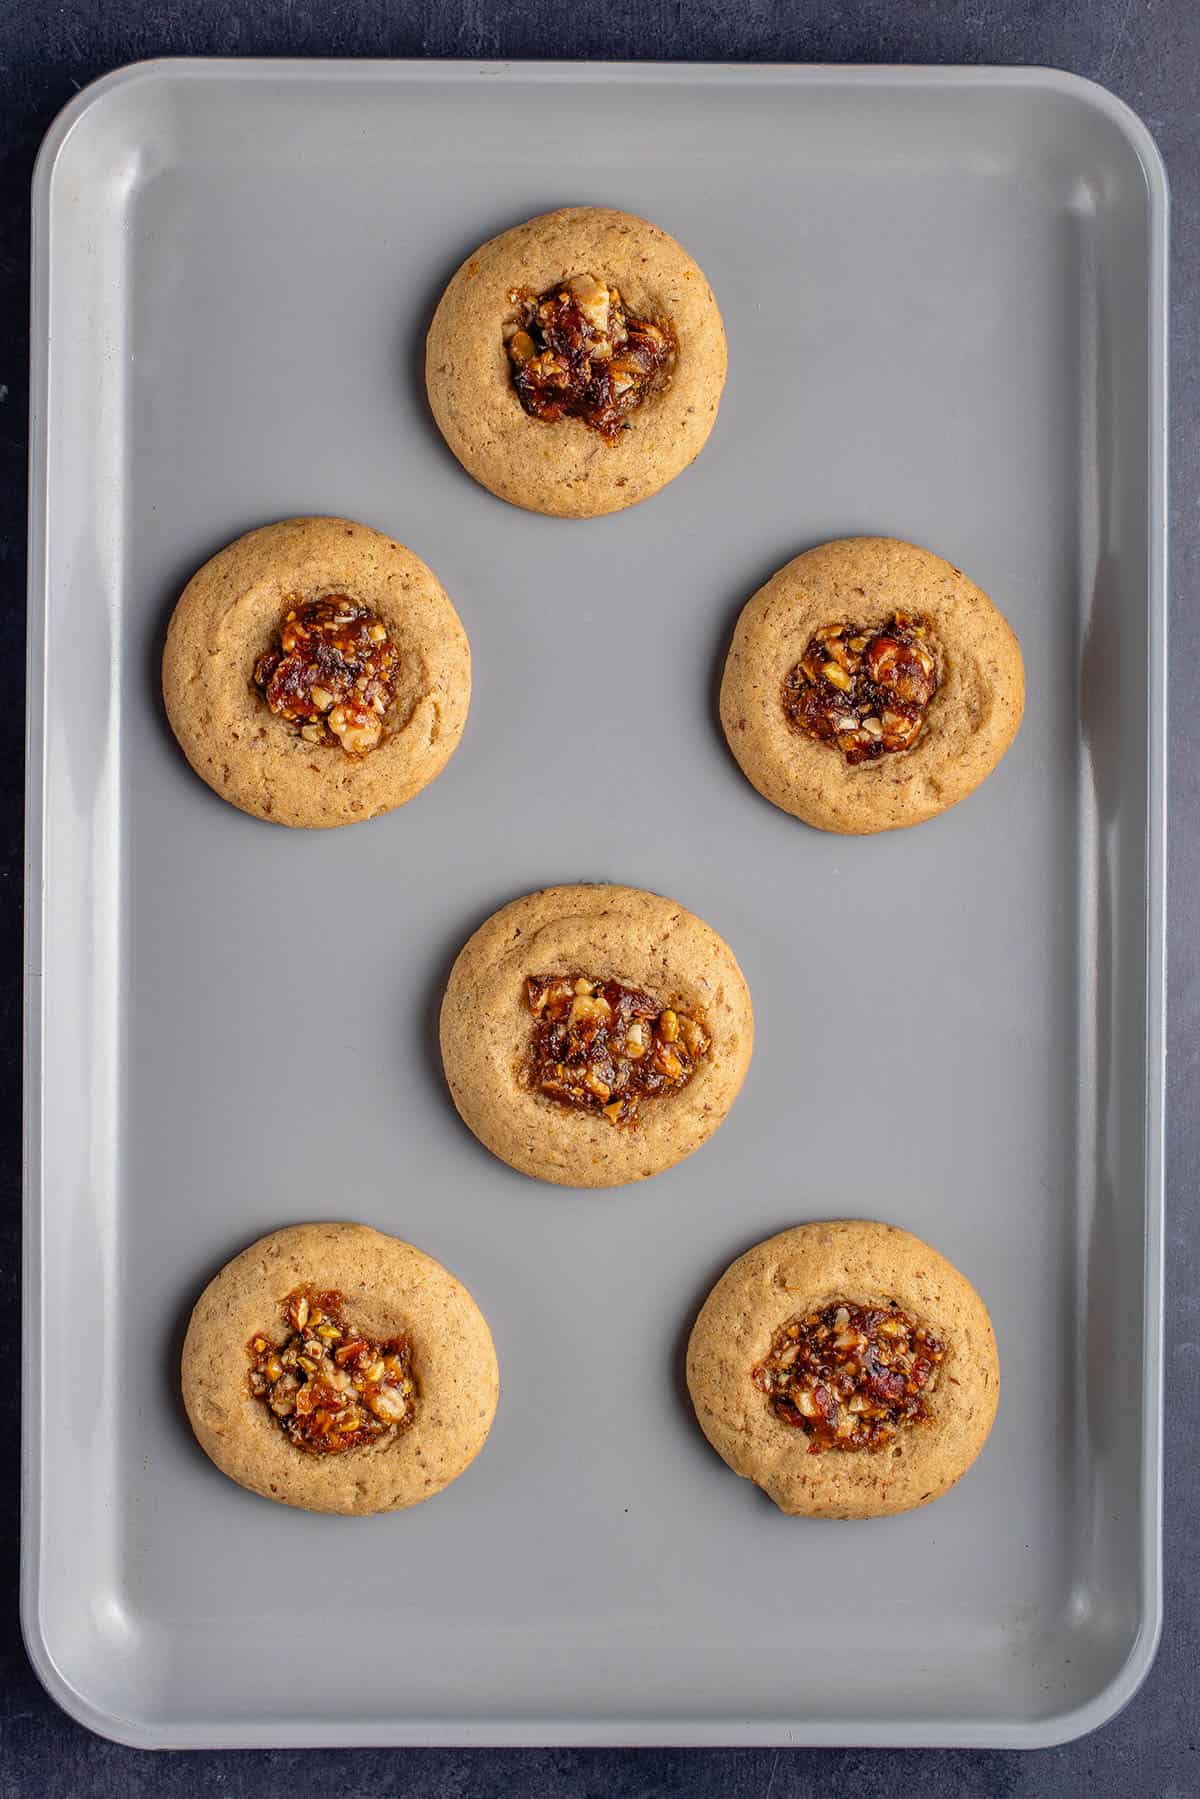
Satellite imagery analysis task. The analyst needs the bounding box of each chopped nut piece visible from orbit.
[247,1286,417,1456]
[782,613,939,765]
[504,277,675,441]
[253,595,400,757]
[752,1301,946,1453]
[524,974,709,1126]
[569,992,612,1028]
[567,272,612,334]
[366,1385,412,1423]
[328,703,382,754]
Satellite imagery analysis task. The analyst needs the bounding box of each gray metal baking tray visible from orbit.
[23,59,1166,1748]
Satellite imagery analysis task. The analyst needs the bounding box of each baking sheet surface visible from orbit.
[23,61,1166,1746]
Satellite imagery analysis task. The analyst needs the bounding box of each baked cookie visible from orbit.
[440,885,753,1188]
[719,538,1024,833]
[181,1222,498,1514]
[426,208,726,518]
[163,516,471,828]
[686,1220,998,1519]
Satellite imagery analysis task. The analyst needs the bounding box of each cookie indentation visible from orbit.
[752,1301,945,1453]
[525,973,709,1125]
[253,595,400,754]
[248,1285,417,1455]
[782,613,938,764]
[504,275,675,441]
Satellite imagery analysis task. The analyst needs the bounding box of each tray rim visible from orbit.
[21,55,1169,1751]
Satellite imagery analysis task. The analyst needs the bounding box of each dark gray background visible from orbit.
[1,3,1194,1796]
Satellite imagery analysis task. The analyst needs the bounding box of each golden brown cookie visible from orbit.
[440,885,753,1188]
[686,1220,998,1518]
[181,1222,498,1514]
[426,208,726,518]
[720,538,1024,833]
[163,517,471,828]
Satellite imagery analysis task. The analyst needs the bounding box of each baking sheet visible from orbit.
[22,60,1167,1747]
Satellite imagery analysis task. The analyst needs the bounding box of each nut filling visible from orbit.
[247,1286,417,1455]
[752,1302,946,1454]
[504,275,675,441]
[253,595,400,754]
[782,613,939,765]
[524,974,710,1125]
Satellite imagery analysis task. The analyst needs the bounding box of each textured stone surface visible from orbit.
[1,2,1195,1793]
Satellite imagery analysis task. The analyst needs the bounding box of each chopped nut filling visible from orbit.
[752,1301,946,1453]
[253,595,400,755]
[524,974,709,1125]
[782,612,938,765]
[504,275,675,441]
[247,1286,417,1455]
